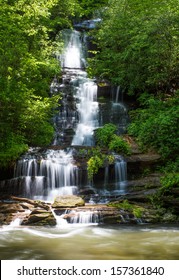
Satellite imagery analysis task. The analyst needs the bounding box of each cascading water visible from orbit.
[69,210,99,224]
[114,155,127,193]
[0,29,128,224]
[72,79,99,146]
[61,30,85,69]
[13,149,78,201]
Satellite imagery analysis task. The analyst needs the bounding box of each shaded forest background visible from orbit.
[0,0,178,188]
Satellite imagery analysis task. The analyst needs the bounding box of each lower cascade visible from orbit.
[0,29,129,225]
[13,149,78,201]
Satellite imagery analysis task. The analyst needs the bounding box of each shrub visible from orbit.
[95,123,117,147]
[109,135,131,155]
[128,94,179,159]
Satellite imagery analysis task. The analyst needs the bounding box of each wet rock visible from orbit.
[78,187,96,195]
[0,202,24,214]
[126,175,162,189]
[10,196,50,211]
[126,153,161,179]
[162,197,179,214]
[0,213,10,225]
[22,209,56,226]
[0,203,30,225]
[161,212,178,223]
[0,196,52,225]
[52,195,85,208]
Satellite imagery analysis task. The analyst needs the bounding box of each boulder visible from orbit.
[0,202,24,213]
[52,195,85,208]
[22,209,56,226]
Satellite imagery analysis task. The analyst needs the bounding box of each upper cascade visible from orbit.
[60,30,86,69]
[54,29,99,147]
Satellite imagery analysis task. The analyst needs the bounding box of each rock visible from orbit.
[10,196,50,211]
[78,187,97,195]
[161,212,178,223]
[126,175,162,189]
[22,209,56,226]
[52,195,85,208]
[0,197,52,226]
[0,202,24,213]
[0,213,8,225]
[162,197,179,214]
[126,153,161,179]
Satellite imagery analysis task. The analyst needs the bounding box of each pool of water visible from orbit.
[0,224,179,260]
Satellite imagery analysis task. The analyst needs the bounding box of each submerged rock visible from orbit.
[52,195,85,208]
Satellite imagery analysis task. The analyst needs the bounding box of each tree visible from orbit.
[0,0,68,167]
[89,0,179,95]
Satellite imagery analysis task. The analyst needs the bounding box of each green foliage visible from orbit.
[87,155,104,180]
[109,200,133,211]
[49,0,82,37]
[87,124,130,179]
[133,207,143,219]
[0,133,28,167]
[87,155,115,180]
[0,0,74,167]
[89,0,179,94]
[95,123,117,147]
[95,123,131,154]
[108,200,143,218]
[20,95,60,146]
[78,0,108,18]
[160,173,179,190]
[128,94,179,159]
[109,135,131,155]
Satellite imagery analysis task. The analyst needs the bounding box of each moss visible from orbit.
[107,200,144,219]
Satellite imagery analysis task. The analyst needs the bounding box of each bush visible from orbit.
[128,94,179,159]
[87,155,104,180]
[95,123,117,147]
[0,133,28,167]
[109,135,131,155]
[160,173,179,190]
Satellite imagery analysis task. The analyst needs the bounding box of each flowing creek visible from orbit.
[1,224,179,259]
[0,29,179,260]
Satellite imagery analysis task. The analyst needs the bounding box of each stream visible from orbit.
[1,224,179,260]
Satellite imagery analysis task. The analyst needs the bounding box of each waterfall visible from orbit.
[61,30,85,69]
[69,210,100,224]
[14,150,78,200]
[72,80,99,146]
[60,30,99,147]
[112,85,123,104]
[0,28,129,225]
[114,155,127,193]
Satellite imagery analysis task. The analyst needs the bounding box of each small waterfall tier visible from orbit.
[67,209,100,224]
[54,208,101,225]
[72,79,99,146]
[13,149,78,201]
[114,155,127,192]
[61,29,86,69]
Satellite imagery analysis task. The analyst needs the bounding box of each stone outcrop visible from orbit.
[22,209,56,226]
[52,195,85,208]
[0,196,53,226]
